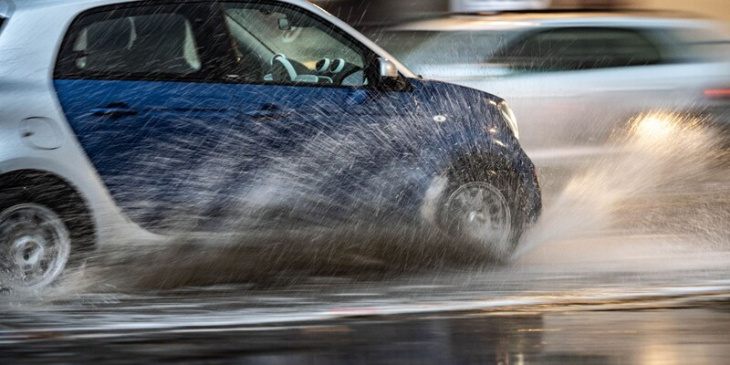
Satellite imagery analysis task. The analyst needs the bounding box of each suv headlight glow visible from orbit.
[498,101,519,139]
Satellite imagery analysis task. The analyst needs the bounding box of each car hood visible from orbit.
[406,77,513,135]
[410,77,504,103]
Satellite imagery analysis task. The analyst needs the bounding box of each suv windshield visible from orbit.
[371,30,516,66]
[490,27,663,72]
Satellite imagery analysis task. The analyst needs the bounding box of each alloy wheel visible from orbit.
[0,203,71,289]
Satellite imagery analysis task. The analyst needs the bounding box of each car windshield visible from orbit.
[370,30,516,66]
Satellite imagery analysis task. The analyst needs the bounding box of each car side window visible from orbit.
[221,2,369,87]
[56,4,213,80]
[493,27,662,72]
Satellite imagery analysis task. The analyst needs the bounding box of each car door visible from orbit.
[213,1,418,217]
[53,3,241,232]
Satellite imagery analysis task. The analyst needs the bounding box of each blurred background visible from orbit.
[314,0,730,25]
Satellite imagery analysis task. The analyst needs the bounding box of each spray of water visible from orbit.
[515,111,728,259]
[11,111,728,297]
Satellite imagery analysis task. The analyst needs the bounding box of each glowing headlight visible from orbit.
[498,101,519,139]
[633,114,677,141]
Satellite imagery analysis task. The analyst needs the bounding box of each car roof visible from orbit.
[2,0,416,78]
[10,0,134,11]
[390,11,722,32]
[9,0,313,12]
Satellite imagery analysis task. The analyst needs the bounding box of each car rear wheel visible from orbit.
[0,202,71,289]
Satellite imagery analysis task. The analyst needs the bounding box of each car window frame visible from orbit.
[54,1,230,83]
[213,0,381,90]
[491,26,666,73]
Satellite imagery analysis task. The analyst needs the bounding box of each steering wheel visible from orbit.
[270,54,297,82]
[315,57,364,85]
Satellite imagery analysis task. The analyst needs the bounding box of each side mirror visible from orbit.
[376,57,410,91]
[379,58,399,79]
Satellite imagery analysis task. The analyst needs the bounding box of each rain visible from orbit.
[1,0,730,363]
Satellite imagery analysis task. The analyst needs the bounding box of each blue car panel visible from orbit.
[54,77,422,230]
[54,79,240,229]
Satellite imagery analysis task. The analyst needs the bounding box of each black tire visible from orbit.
[437,162,525,262]
[0,177,93,290]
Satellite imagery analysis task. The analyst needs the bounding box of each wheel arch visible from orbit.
[0,168,97,250]
[443,151,542,223]
[442,153,526,216]
[444,153,519,177]
[419,151,536,237]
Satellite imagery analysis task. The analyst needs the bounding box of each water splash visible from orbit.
[8,110,728,298]
[515,111,727,259]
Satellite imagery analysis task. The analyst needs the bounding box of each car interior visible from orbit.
[73,6,367,87]
[221,5,367,86]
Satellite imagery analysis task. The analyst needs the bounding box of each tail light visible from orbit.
[704,88,730,99]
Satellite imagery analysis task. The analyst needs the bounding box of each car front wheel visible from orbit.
[441,181,513,257]
[433,163,523,261]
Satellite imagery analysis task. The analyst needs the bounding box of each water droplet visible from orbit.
[433,115,447,123]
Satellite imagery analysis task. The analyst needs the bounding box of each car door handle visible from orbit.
[91,103,139,119]
[246,104,291,120]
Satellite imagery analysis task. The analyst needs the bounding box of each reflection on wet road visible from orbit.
[5,301,730,363]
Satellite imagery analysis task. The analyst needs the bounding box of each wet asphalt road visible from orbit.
[5,297,730,364]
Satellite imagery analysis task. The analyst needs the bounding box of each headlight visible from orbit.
[498,101,519,139]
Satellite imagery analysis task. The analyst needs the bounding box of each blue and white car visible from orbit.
[0,0,541,289]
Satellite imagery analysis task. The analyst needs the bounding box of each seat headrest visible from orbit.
[87,18,133,53]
